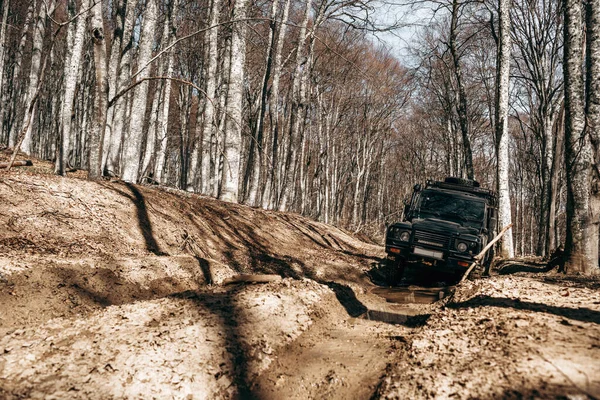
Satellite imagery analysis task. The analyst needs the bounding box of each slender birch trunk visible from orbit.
[449,0,474,180]
[200,0,221,195]
[219,0,248,203]
[7,1,35,148]
[146,0,178,182]
[245,0,279,206]
[263,0,291,209]
[0,0,10,121]
[548,103,564,252]
[213,51,230,198]
[89,0,108,179]
[141,71,163,178]
[154,2,179,184]
[187,100,203,191]
[579,0,600,273]
[56,0,89,175]
[121,0,158,183]
[21,0,56,155]
[278,0,312,211]
[102,0,127,170]
[563,0,593,271]
[103,0,136,175]
[495,0,514,258]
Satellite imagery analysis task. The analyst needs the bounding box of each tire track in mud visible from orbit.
[248,284,440,400]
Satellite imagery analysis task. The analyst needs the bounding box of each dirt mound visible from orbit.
[0,170,381,329]
[376,274,600,399]
[0,279,338,399]
[1,168,412,399]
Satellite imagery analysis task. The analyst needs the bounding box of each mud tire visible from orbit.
[386,258,405,286]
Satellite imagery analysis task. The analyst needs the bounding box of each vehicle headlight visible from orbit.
[456,242,468,252]
[399,231,410,242]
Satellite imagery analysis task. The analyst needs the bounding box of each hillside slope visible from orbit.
[0,166,382,329]
[0,165,415,400]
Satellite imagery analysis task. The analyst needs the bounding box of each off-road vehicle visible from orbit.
[385,177,498,283]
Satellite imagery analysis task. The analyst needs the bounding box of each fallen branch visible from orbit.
[0,160,33,169]
[459,223,513,283]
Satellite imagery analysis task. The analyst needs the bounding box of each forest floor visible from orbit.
[1,154,599,399]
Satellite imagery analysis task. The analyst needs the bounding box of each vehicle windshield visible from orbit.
[416,191,485,227]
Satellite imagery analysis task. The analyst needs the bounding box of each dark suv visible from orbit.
[385,177,497,283]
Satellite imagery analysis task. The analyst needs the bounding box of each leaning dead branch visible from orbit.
[460,224,513,283]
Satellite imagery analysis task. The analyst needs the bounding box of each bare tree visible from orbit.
[56,0,89,175]
[494,0,514,258]
[89,0,108,179]
[219,0,249,203]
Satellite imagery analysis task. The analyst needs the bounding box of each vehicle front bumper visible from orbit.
[385,244,474,273]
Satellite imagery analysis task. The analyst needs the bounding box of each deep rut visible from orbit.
[249,285,436,400]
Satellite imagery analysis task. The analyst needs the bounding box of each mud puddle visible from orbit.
[250,309,404,400]
[370,285,455,304]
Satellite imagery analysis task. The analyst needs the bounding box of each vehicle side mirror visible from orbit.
[414,184,422,192]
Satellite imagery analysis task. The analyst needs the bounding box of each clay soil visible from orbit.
[1,155,600,399]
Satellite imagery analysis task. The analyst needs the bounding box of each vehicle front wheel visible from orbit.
[386,257,405,286]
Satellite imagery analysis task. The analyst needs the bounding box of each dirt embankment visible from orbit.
[2,162,600,400]
[0,167,380,329]
[1,167,418,399]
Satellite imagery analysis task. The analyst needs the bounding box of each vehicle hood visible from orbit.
[411,218,479,235]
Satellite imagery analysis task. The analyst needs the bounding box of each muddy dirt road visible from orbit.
[250,282,442,400]
[0,168,439,399]
[2,167,599,399]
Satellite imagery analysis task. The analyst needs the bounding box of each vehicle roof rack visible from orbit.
[425,178,498,207]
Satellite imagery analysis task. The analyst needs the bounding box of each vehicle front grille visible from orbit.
[414,230,450,249]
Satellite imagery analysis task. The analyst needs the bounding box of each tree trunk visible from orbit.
[548,103,565,252]
[580,0,600,273]
[0,0,10,121]
[495,0,515,258]
[21,0,56,155]
[245,0,279,206]
[564,0,595,272]
[219,0,248,203]
[103,0,136,175]
[121,0,158,183]
[449,0,474,180]
[278,0,312,211]
[187,100,203,191]
[148,0,178,183]
[200,0,221,195]
[102,0,125,166]
[141,72,163,179]
[262,0,291,209]
[89,0,108,179]
[56,0,89,175]
[7,1,35,148]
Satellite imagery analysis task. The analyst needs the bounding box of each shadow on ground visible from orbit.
[366,259,460,288]
[324,281,431,327]
[449,295,600,325]
[496,259,552,275]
